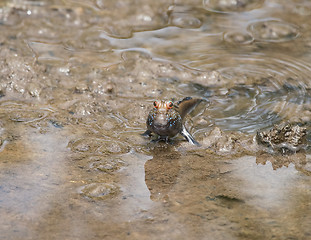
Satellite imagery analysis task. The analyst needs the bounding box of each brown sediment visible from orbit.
[0,1,310,240]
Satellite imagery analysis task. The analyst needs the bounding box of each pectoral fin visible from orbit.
[180,125,200,145]
[142,130,152,137]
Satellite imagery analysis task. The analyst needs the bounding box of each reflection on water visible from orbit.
[224,156,311,239]
[117,151,154,219]
[0,0,311,239]
[0,126,68,236]
[144,145,181,202]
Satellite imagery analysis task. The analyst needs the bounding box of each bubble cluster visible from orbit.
[203,0,265,13]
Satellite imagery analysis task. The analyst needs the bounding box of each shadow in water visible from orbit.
[144,144,181,202]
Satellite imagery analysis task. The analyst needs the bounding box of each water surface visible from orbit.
[0,0,311,239]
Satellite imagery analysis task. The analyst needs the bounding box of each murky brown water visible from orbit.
[0,0,311,239]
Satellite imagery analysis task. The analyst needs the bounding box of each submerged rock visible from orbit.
[79,183,119,200]
[201,127,252,155]
[203,127,236,153]
[256,122,307,154]
[201,123,308,156]
[89,156,125,173]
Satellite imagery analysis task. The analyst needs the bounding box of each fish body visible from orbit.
[144,97,200,145]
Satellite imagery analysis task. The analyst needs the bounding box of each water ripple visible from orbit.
[63,29,112,53]
[0,102,51,123]
[191,53,311,133]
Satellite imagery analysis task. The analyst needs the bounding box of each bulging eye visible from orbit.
[167,101,173,109]
[153,101,158,108]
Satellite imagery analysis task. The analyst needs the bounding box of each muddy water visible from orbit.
[0,0,311,239]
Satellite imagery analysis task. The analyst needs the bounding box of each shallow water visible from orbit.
[0,0,311,239]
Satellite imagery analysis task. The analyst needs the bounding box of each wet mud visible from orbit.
[0,0,311,239]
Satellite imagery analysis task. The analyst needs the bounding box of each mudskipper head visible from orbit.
[153,100,174,113]
[152,100,175,128]
[146,100,182,138]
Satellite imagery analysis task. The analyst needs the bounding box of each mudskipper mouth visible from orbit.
[154,123,168,130]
